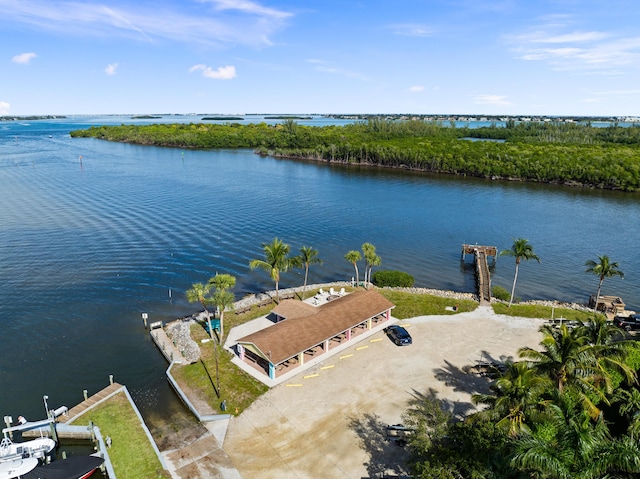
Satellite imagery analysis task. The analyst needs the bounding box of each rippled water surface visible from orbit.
[0,116,638,424]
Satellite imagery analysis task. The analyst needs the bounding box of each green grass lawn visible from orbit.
[69,392,169,479]
[171,323,268,415]
[377,290,478,319]
[492,302,605,321]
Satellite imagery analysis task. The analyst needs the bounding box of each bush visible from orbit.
[492,285,511,301]
[372,270,414,288]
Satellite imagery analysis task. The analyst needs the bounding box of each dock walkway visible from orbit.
[64,382,124,424]
[462,244,496,305]
[150,325,187,364]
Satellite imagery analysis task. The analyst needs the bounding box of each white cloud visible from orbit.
[474,95,512,106]
[409,85,424,92]
[12,52,36,64]
[189,64,237,79]
[0,0,293,47]
[205,0,292,20]
[389,23,433,37]
[0,101,10,114]
[507,18,640,74]
[105,63,118,76]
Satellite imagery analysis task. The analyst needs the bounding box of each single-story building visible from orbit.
[235,290,395,379]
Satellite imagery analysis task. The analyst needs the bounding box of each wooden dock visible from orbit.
[149,323,186,364]
[462,244,497,305]
[64,382,125,424]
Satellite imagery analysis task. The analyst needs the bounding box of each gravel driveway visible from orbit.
[223,306,544,479]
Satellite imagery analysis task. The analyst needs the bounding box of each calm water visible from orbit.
[0,116,638,428]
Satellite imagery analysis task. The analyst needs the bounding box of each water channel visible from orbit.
[0,116,637,433]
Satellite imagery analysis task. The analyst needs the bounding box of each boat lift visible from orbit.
[3,406,68,442]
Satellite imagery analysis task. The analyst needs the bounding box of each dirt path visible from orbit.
[223,307,543,479]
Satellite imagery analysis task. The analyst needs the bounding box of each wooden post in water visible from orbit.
[142,312,148,328]
[83,390,88,401]
[109,374,114,385]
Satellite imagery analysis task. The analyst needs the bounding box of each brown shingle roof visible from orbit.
[271,299,317,319]
[237,290,394,364]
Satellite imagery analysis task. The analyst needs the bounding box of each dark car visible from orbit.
[613,314,640,332]
[385,325,412,345]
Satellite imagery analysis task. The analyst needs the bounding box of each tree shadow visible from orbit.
[199,359,220,398]
[407,387,475,419]
[347,412,411,479]
[431,350,517,411]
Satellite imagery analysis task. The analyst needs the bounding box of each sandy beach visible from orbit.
[222,306,544,479]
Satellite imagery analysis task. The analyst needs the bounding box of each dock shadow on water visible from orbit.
[348,412,411,479]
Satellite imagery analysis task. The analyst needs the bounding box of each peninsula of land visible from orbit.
[70,118,640,191]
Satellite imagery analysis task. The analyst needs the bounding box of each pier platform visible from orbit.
[64,382,124,424]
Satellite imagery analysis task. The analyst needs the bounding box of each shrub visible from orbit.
[492,285,511,301]
[372,270,415,288]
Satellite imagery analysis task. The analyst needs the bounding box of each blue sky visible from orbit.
[2,0,640,116]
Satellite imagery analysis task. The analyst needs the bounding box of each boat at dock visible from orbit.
[0,435,57,479]
[0,437,56,463]
[0,456,39,479]
[21,454,104,479]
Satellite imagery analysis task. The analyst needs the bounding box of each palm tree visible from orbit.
[585,255,624,313]
[519,322,623,419]
[249,237,293,302]
[367,253,381,288]
[186,281,218,342]
[511,391,640,478]
[344,250,362,285]
[295,246,322,299]
[500,238,540,306]
[207,273,236,343]
[362,242,375,286]
[473,361,552,437]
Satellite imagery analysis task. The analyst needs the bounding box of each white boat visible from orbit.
[0,457,38,479]
[0,436,56,463]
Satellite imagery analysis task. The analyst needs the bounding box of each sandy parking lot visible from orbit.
[223,306,544,479]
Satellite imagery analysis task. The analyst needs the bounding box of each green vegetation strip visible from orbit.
[492,302,605,321]
[69,392,168,479]
[377,290,477,319]
[71,120,640,190]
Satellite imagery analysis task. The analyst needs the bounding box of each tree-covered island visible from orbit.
[70,119,640,191]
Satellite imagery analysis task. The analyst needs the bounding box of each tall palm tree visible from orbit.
[362,242,375,286]
[344,250,362,285]
[295,246,322,299]
[500,238,540,306]
[367,253,381,288]
[186,282,214,339]
[207,273,236,343]
[249,237,293,302]
[585,255,624,313]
